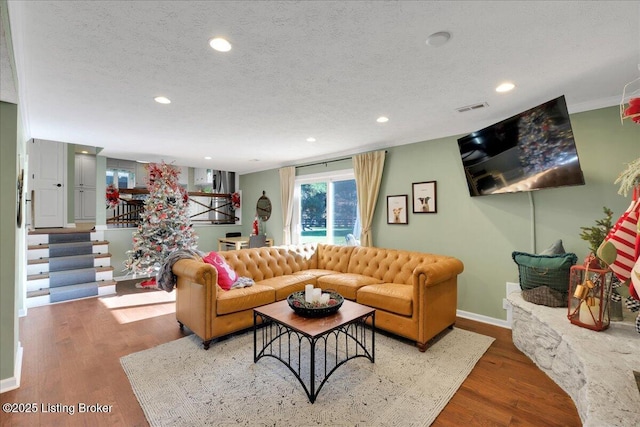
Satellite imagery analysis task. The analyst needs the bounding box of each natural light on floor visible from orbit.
[99,290,176,324]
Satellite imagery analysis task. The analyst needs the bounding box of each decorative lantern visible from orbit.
[567,265,613,331]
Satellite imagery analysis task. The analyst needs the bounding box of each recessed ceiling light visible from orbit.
[204,156,212,160]
[81,150,88,154]
[136,160,150,164]
[426,31,451,47]
[376,116,389,123]
[306,137,316,142]
[496,82,516,93]
[209,37,232,52]
[154,96,171,104]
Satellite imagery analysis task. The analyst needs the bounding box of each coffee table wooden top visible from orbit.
[254,299,375,338]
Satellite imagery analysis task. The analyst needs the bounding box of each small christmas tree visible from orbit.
[125,162,198,285]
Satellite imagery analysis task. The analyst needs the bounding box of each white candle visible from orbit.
[579,298,600,326]
[304,284,314,303]
[320,293,330,305]
[312,288,322,303]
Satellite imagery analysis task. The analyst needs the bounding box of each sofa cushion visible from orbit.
[317,273,383,300]
[317,244,354,273]
[357,283,413,316]
[294,269,337,279]
[216,285,275,315]
[347,246,443,285]
[222,245,318,281]
[257,273,318,300]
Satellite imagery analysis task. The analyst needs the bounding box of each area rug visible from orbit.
[121,328,494,426]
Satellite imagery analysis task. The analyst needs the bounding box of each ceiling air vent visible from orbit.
[456,102,489,113]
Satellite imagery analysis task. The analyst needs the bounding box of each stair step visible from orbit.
[49,232,91,244]
[27,266,114,282]
[25,229,115,307]
[27,253,111,274]
[50,268,98,288]
[26,280,117,307]
[28,252,111,264]
[27,241,109,261]
[28,229,104,245]
[27,240,110,251]
[50,282,98,303]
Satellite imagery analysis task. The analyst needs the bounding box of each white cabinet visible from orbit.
[177,166,189,186]
[75,188,97,221]
[74,154,96,221]
[135,162,149,188]
[194,168,212,185]
[75,154,96,188]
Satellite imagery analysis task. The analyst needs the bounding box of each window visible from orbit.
[294,169,359,245]
[106,169,135,189]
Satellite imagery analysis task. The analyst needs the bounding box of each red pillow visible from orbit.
[203,251,237,291]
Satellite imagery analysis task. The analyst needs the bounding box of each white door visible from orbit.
[29,139,65,228]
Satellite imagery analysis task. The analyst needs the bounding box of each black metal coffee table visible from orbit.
[253,299,375,403]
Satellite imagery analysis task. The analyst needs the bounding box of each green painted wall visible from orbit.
[240,106,639,320]
[0,101,19,382]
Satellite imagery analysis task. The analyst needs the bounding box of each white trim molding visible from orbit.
[457,309,511,329]
[0,342,23,394]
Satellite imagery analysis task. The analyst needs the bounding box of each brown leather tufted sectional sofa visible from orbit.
[172,243,464,351]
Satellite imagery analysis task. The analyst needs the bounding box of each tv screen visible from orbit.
[457,95,585,197]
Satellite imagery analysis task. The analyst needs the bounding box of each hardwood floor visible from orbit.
[1,283,581,426]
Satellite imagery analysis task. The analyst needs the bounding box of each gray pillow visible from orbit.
[539,239,565,255]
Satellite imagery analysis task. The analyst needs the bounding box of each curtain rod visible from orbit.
[295,157,351,169]
[295,150,387,169]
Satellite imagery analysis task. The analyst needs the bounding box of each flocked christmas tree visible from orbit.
[125,162,198,285]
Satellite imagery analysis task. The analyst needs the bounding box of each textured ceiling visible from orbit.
[4,1,640,174]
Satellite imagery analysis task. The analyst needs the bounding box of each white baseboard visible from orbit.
[455,282,521,329]
[457,309,511,329]
[0,342,23,394]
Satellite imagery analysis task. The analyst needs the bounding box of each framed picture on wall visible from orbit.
[387,195,408,224]
[412,181,437,214]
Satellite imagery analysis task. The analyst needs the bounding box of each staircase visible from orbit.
[26,229,116,307]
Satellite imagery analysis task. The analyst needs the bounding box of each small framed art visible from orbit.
[412,181,437,214]
[387,195,408,224]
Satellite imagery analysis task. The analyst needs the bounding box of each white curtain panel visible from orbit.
[279,166,296,245]
[353,151,386,247]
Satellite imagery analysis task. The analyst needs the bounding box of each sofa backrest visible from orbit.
[316,244,355,273]
[221,244,318,281]
[347,246,448,284]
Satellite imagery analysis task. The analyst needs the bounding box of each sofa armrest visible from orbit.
[172,259,217,286]
[413,257,464,287]
[173,259,218,342]
[412,257,464,348]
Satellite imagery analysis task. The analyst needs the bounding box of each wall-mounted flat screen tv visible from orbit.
[457,95,585,197]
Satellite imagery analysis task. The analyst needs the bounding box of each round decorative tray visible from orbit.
[287,290,344,318]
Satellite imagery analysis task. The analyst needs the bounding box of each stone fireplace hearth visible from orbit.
[507,292,639,426]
